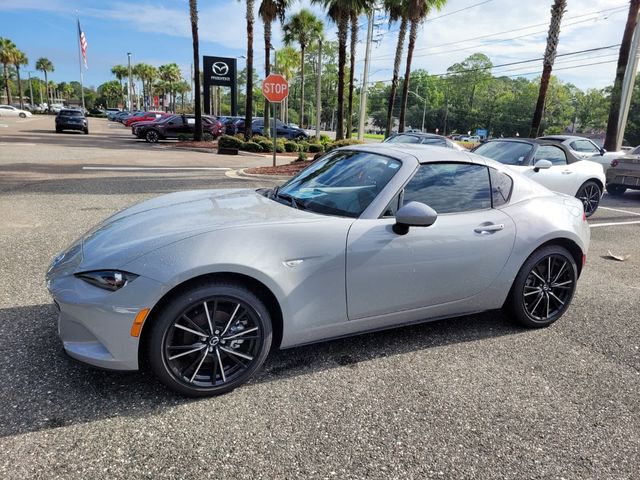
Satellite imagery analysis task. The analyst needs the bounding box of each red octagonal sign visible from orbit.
[262,74,289,103]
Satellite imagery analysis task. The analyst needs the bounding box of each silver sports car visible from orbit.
[46,144,590,396]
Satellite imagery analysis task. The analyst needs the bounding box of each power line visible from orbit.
[424,0,495,23]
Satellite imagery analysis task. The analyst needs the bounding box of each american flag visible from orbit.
[78,20,88,69]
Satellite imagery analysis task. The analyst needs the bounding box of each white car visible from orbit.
[461,135,481,142]
[473,139,606,217]
[0,105,33,118]
[538,135,625,172]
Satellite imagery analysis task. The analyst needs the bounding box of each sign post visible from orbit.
[261,74,289,167]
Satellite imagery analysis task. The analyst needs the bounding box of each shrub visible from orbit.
[218,135,242,149]
[203,132,214,142]
[319,133,332,145]
[326,138,364,152]
[297,141,309,152]
[307,142,324,153]
[251,135,270,143]
[284,141,299,152]
[240,141,263,152]
[256,139,274,152]
[177,133,190,142]
[296,151,308,162]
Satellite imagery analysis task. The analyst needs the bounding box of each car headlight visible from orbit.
[75,270,138,291]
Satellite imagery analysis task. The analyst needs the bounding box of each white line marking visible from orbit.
[590,220,640,228]
[82,166,230,171]
[0,142,36,146]
[598,206,640,217]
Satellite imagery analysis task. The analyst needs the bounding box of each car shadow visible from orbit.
[0,303,524,438]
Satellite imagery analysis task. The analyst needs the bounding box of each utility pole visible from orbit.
[127,52,132,110]
[316,39,322,141]
[617,11,640,149]
[27,71,34,107]
[358,10,374,141]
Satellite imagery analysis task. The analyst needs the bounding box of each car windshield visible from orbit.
[60,110,83,117]
[154,115,175,123]
[385,135,421,144]
[274,150,402,218]
[473,141,533,166]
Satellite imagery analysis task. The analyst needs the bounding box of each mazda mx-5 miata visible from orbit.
[46,144,590,396]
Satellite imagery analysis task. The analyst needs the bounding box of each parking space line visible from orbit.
[82,166,231,171]
[590,220,640,228]
[598,206,640,217]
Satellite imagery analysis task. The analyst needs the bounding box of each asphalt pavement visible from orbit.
[0,116,638,479]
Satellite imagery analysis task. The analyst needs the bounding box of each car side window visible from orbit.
[402,163,492,214]
[571,140,599,153]
[489,168,513,207]
[533,145,567,166]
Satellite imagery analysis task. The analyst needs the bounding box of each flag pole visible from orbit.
[76,13,86,111]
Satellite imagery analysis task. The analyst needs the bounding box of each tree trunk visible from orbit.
[2,64,11,105]
[16,65,23,109]
[530,0,567,137]
[245,0,255,141]
[43,71,50,112]
[399,20,418,133]
[300,45,305,129]
[336,13,349,140]
[190,2,202,139]
[385,17,407,138]
[347,11,358,138]
[605,0,640,150]
[263,19,271,138]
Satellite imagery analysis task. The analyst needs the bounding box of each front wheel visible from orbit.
[19,112,26,118]
[576,180,601,217]
[505,245,578,328]
[145,130,160,143]
[148,282,272,396]
[83,128,89,135]
[606,184,626,196]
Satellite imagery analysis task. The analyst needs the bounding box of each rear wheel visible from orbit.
[606,184,626,196]
[148,282,272,397]
[19,112,26,118]
[576,180,601,217]
[506,245,578,328]
[145,130,160,143]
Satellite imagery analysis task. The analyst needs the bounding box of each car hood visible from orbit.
[79,189,322,270]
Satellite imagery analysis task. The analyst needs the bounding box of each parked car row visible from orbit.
[131,114,224,142]
[222,116,310,140]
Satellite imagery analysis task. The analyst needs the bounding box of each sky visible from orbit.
[0,0,630,91]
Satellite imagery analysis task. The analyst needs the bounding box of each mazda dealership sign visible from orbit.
[203,55,237,115]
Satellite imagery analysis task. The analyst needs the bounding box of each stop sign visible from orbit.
[262,74,289,103]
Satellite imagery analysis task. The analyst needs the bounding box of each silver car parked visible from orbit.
[46,144,590,396]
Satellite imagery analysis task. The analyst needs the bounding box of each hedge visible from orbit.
[240,141,263,152]
[218,135,242,149]
[326,139,364,152]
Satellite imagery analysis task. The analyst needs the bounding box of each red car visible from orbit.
[124,111,168,127]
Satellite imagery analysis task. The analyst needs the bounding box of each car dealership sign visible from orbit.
[203,55,237,115]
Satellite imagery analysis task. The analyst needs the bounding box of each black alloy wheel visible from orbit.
[149,282,272,396]
[576,180,601,217]
[506,245,577,328]
[145,129,160,143]
[606,184,627,196]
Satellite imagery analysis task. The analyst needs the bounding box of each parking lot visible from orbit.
[0,115,639,479]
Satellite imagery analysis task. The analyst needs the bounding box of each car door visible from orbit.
[163,116,185,138]
[346,162,516,320]
[516,145,579,195]
[0,106,18,117]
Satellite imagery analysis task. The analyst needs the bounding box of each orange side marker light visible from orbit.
[130,308,150,337]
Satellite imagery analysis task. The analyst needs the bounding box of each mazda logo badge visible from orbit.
[212,62,229,75]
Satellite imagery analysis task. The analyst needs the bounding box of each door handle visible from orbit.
[561,170,573,174]
[474,224,504,234]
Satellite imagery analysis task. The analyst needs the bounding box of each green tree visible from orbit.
[259,0,290,137]
[0,38,17,104]
[98,80,122,108]
[240,0,256,140]
[111,65,128,107]
[383,0,408,136]
[530,0,567,137]
[12,49,28,108]
[158,63,182,111]
[134,63,157,110]
[35,57,54,111]
[283,9,324,128]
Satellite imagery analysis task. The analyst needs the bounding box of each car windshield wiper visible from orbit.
[276,191,300,209]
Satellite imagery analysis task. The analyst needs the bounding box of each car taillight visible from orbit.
[583,211,587,222]
[611,159,619,168]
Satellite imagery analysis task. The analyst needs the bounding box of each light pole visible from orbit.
[358,9,374,141]
[408,90,427,133]
[127,52,132,110]
[27,71,35,107]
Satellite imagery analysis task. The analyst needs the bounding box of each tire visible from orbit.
[84,128,89,135]
[148,282,272,397]
[606,184,626,196]
[145,130,160,143]
[505,245,578,328]
[55,127,62,133]
[575,180,601,217]
[19,112,26,118]
[295,134,306,140]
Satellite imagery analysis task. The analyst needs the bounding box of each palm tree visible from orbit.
[275,46,299,122]
[383,0,407,137]
[159,63,183,111]
[189,0,203,140]
[604,0,640,150]
[398,0,446,133]
[175,81,191,111]
[0,38,17,105]
[35,57,54,111]
[111,65,128,108]
[242,0,256,141]
[12,49,28,108]
[530,0,567,137]
[259,0,289,137]
[283,9,324,129]
[134,63,157,110]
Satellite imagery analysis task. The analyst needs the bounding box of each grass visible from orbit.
[351,132,385,140]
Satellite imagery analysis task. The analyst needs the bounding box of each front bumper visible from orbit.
[47,259,165,371]
[57,121,87,131]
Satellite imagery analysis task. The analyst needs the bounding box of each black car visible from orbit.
[55,109,88,134]
[383,132,465,150]
[251,118,308,140]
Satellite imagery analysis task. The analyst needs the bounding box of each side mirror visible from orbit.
[599,148,606,156]
[533,159,552,172]
[393,201,438,235]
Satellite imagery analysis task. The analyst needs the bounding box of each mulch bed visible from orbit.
[245,160,313,176]
[169,141,218,149]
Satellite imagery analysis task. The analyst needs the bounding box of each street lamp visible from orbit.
[408,90,428,133]
[127,52,132,110]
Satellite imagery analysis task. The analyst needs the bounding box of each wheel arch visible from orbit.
[580,177,604,193]
[138,271,284,367]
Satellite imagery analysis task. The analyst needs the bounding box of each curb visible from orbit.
[227,168,292,180]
